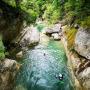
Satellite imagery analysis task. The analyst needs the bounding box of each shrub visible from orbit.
[64,2,72,12]
[50,9,60,24]
[43,4,60,24]
[64,11,76,25]
[80,16,90,28]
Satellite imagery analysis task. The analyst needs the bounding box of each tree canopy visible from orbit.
[1,0,90,24]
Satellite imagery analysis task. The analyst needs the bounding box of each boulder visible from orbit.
[52,33,60,40]
[78,67,90,90]
[0,58,21,90]
[75,28,90,59]
[45,27,53,36]
[45,24,62,36]
[16,26,40,48]
[52,24,61,33]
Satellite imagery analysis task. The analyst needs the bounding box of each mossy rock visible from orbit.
[64,26,77,50]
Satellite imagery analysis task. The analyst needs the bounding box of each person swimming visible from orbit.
[55,73,64,80]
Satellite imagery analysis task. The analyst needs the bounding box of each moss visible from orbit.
[64,26,77,50]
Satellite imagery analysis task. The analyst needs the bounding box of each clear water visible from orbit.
[14,25,74,90]
[14,39,74,90]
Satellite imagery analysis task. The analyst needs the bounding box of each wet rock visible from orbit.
[0,58,21,90]
[75,28,90,59]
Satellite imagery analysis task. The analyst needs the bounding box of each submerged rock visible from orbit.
[75,28,90,59]
[0,58,20,90]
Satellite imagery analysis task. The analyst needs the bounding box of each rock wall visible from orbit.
[14,26,40,49]
[61,35,83,90]
[75,28,90,59]
[62,26,90,90]
[0,58,20,90]
[0,16,23,44]
[0,2,23,45]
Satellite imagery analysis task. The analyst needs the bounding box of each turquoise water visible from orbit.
[14,39,74,90]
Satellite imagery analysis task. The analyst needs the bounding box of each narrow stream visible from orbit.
[14,27,74,90]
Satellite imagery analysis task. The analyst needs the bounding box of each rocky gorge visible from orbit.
[61,25,90,90]
[42,23,90,90]
[0,1,90,89]
[0,18,90,90]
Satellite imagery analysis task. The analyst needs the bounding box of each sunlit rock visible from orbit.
[29,27,40,46]
[52,33,60,40]
[52,24,62,33]
[75,28,90,59]
[16,26,40,48]
[45,24,62,36]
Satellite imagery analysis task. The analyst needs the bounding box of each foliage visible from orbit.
[80,16,90,28]
[64,2,73,12]
[43,4,60,24]
[0,35,5,60]
[75,16,90,28]
[1,0,90,25]
[3,0,16,7]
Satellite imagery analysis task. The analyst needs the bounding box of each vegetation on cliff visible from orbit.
[1,0,90,25]
[0,0,90,59]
